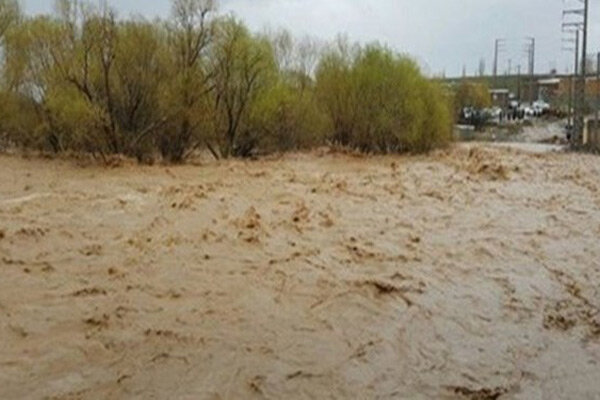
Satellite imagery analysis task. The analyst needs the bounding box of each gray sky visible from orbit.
[23,0,600,77]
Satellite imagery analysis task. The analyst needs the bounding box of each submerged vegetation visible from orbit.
[0,0,453,162]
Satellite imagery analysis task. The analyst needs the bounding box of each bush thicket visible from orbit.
[0,0,453,162]
[316,40,453,153]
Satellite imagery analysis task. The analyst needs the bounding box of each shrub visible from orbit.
[316,43,453,153]
[0,90,44,149]
[249,78,330,154]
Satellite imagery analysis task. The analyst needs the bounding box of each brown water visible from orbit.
[1,146,599,399]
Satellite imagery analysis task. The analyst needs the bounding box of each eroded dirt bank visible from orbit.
[1,146,599,399]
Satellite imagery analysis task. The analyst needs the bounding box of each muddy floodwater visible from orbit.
[1,146,599,399]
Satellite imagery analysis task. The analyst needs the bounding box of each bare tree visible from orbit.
[269,30,321,90]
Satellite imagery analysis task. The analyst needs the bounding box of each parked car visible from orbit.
[532,100,550,116]
[518,104,535,118]
[481,107,504,125]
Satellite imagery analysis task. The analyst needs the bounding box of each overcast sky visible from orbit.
[22,0,600,77]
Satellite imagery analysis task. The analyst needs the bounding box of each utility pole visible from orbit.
[562,32,578,128]
[579,0,589,144]
[570,76,575,128]
[517,65,522,102]
[493,39,506,88]
[596,52,599,133]
[525,38,536,103]
[576,0,590,144]
[563,0,588,145]
[479,58,486,77]
[571,30,581,131]
[574,30,580,130]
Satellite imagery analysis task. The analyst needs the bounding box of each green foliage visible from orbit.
[209,17,277,158]
[157,0,216,162]
[245,29,329,154]
[0,90,43,148]
[0,0,453,162]
[113,20,170,160]
[316,43,453,153]
[249,79,330,153]
[453,81,492,114]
